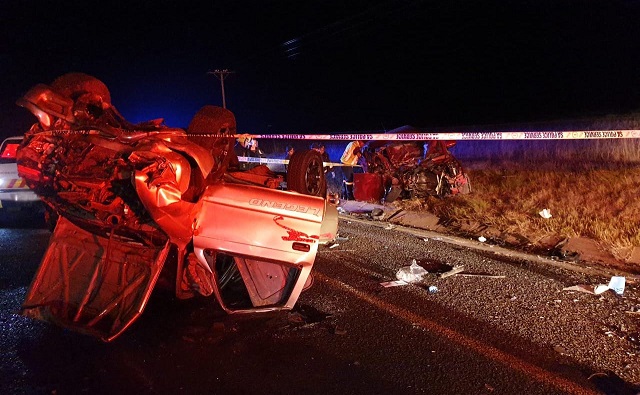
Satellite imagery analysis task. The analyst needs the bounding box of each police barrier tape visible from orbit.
[234,130,640,165]
[0,178,28,189]
[237,156,353,166]
[35,129,640,141]
[234,130,640,141]
[35,129,637,166]
[32,129,640,141]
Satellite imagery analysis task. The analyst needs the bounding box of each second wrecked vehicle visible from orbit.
[362,129,471,202]
[16,73,338,341]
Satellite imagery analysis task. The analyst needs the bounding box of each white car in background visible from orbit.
[0,136,41,212]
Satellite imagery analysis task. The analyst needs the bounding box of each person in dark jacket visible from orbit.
[310,142,334,177]
[284,145,295,172]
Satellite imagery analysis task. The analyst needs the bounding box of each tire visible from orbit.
[186,105,237,180]
[50,72,111,104]
[287,149,327,197]
[50,73,112,122]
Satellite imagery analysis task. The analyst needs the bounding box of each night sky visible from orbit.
[2,0,639,138]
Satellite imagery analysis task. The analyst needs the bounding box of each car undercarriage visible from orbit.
[16,72,337,341]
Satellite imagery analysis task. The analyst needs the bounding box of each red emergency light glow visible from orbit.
[1,143,19,159]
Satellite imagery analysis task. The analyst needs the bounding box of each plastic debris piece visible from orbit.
[478,236,487,242]
[371,208,385,220]
[457,272,506,279]
[384,224,396,230]
[416,259,453,273]
[564,278,625,296]
[564,284,610,295]
[439,265,465,278]
[329,243,340,249]
[396,259,429,283]
[332,325,347,335]
[594,284,609,295]
[608,276,625,295]
[380,280,408,287]
[539,208,552,219]
[553,345,568,355]
[428,285,438,294]
[626,309,640,315]
[563,285,597,294]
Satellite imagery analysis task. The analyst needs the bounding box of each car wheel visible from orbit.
[287,149,327,197]
[186,105,237,181]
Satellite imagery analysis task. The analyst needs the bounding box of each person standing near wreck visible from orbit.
[340,140,364,200]
[284,145,295,172]
[311,142,334,177]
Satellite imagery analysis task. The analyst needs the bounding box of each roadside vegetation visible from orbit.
[405,113,640,261]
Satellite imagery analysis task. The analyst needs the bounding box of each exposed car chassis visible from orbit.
[363,138,471,202]
[16,73,337,341]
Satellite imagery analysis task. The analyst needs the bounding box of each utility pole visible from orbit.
[207,69,234,108]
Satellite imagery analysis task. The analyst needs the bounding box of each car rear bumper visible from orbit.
[0,189,39,201]
[0,189,40,208]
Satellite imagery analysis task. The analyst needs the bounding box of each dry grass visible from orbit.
[401,135,640,260]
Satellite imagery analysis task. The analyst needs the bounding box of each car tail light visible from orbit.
[1,143,19,159]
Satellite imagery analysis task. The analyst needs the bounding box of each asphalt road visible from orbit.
[1,217,639,394]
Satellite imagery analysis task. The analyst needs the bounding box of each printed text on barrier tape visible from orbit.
[198,130,640,140]
[237,156,356,166]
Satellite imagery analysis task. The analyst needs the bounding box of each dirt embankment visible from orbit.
[340,200,640,276]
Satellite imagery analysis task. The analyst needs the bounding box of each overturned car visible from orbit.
[16,73,337,341]
[362,131,471,202]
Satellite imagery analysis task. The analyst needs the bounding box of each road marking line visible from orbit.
[315,271,599,395]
